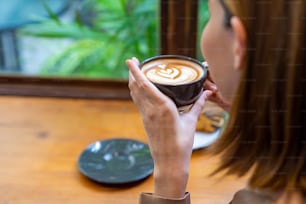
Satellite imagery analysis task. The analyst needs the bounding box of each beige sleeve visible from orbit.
[138,189,276,204]
[139,192,190,204]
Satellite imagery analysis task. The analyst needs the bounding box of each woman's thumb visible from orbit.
[188,90,212,116]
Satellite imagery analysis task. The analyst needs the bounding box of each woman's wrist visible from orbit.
[153,165,190,198]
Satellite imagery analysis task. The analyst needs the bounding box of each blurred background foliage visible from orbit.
[20,0,159,79]
[197,0,210,61]
[20,0,209,80]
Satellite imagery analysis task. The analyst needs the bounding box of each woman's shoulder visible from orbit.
[231,188,306,204]
[231,189,276,204]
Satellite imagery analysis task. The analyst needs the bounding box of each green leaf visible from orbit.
[40,0,61,25]
[19,22,103,39]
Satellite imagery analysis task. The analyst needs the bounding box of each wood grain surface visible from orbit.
[0,96,246,204]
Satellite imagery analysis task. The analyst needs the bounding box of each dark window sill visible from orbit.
[0,75,130,100]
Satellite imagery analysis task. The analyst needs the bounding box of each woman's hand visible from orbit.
[126,57,211,198]
[204,72,231,112]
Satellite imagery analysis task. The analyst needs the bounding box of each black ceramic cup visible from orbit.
[140,55,208,113]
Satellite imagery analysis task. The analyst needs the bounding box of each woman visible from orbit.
[126,0,306,203]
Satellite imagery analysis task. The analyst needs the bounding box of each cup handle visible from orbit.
[202,61,209,71]
[202,61,212,82]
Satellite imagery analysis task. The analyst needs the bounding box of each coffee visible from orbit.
[141,59,204,85]
[140,55,207,113]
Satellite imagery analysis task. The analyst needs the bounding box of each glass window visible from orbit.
[0,0,159,80]
[0,0,210,98]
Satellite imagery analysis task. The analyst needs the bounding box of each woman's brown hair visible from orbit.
[210,0,306,194]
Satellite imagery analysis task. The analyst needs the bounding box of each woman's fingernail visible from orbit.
[211,85,218,92]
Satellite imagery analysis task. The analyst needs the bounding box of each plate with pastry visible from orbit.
[193,102,228,150]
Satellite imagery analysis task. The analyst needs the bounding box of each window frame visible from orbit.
[0,0,198,100]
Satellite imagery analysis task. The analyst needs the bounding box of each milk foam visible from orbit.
[142,59,203,85]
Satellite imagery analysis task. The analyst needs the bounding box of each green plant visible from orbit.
[197,0,210,61]
[20,0,159,79]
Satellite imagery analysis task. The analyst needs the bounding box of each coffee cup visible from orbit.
[140,55,208,113]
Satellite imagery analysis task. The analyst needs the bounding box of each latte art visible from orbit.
[154,64,181,80]
[142,61,204,85]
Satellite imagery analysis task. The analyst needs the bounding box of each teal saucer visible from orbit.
[78,138,153,185]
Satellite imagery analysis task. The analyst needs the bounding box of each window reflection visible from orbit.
[0,0,159,80]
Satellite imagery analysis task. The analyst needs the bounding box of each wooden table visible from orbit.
[0,96,246,204]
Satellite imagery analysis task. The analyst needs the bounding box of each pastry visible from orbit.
[196,102,227,133]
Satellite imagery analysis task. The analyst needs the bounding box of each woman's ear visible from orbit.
[230,16,247,71]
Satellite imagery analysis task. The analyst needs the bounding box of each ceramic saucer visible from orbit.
[78,138,153,185]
